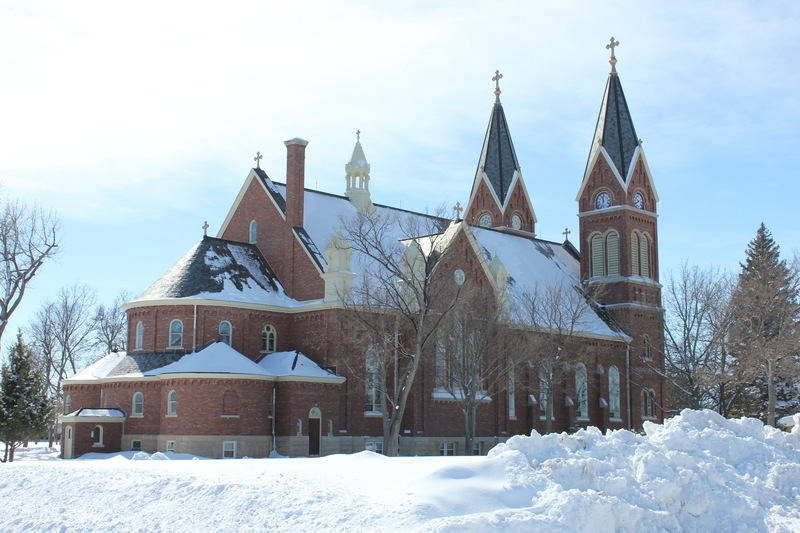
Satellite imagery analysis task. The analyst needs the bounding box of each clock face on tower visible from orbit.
[595,191,612,210]
[633,192,644,210]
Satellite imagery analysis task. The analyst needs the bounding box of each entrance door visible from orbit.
[64,426,73,459]
[308,406,322,456]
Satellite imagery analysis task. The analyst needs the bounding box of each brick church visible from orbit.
[61,41,665,459]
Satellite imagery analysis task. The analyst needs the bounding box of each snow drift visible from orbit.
[2,410,799,532]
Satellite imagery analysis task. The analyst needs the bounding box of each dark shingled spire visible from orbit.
[475,102,520,206]
[589,73,639,181]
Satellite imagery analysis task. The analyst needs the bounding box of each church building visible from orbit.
[60,40,665,459]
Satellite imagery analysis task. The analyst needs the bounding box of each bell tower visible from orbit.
[464,71,536,233]
[576,38,665,421]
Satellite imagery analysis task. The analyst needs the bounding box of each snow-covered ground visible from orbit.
[2,410,799,532]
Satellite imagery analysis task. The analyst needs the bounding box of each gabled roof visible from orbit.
[133,236,296,306]
[257,350,344,381]
[586,73,639,181]
[473,103,521,207]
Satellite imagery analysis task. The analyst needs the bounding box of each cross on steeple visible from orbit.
[492,70,503,104]
[254,151,263,169]
[453,202,463,220]
[562,227,571,240]
[356,130,361,142]
[606,37,620,74]
[202,221,210,237]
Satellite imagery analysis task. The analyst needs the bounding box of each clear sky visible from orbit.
[1,0,798,354]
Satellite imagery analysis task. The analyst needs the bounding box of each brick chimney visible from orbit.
[284,138,309,227]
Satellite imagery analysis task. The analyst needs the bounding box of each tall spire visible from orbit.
[586,38,639,181]
[474,71,520,206]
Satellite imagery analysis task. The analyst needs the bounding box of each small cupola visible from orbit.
[345,131,376,214]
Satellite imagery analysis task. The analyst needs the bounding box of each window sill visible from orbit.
[166,414,177,418]
[508,416,517,421]
[577,417,590,421]
[221,415,240,419]
[641,416,657,420]
[92,443,104,448]
[609,417,622,422]
[130,414,143,418]
[364,411,382,417]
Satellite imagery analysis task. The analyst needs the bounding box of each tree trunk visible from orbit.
[463,399,476,455]
[767,359,776,427]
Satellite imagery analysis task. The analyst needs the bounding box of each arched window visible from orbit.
[365,345,383,413]
[64,394,72,414]
[631,232,652,278]
[642,335,652,361]
[608,366,621,419]
[591,233,605,277]
[260,325,276,353]
[539,362,551,420]
[434,337,449,389]
[169,320,183,348]
[641,388,656,418]
[508,364,516,419]
[167,390,178,416]
[132,392,144,417]
[575,363,588,419]
[219,321,232,346]
[92,425,103,446]
[606,231,620,275]
[222,390,240,416]
[249,220,258,243]
[135,321,144,350]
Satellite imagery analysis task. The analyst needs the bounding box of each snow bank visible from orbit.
[414,409,800,532]
[2,411,799,532]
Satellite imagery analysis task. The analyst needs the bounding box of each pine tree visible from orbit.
[0,332,52,462]
[729,224,800,425]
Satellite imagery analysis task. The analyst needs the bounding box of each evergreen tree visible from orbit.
[729,224,800,425]
[0,332,52,462]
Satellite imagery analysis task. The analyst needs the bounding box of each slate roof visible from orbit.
[254,167,286,213]
[134,236,295,306]
[587,73,639,180]
[474,102,520,206]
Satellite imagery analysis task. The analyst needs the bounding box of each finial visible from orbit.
[202,221,210,237]
[254,151,263,169]
[492,70,503,104]
[606,37,620,74]
[453,202,464,221]
[562,227,571,240]
[356,130,361,142]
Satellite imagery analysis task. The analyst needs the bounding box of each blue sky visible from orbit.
[1,0,799,354]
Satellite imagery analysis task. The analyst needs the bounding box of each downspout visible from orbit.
[192,304,198,351]
[271,387,277,453]
[625,341,632,430]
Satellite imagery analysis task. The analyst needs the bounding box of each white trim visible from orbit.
[124,297,335,313]
[64,372,345,386]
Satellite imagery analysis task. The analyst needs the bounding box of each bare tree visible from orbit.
[513,280,605,433]
[340,209,460,456]
[435,290,510,454]
[660,263,741,413]
[93,290,132,352]
[0,198,60,345]
[27,283,97,445]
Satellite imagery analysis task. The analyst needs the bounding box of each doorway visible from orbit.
[308,406,322,456]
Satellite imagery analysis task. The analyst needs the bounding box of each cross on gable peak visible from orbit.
[202,221,210,237]
[254,151,263,169]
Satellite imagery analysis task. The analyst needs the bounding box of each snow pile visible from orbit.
[2,410,799,532]
[414,409,800,532]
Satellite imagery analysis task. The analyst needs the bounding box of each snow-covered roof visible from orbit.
[144,342,273,377]
[63,408,126,419]
[469,227,619,337]
[65,344,344,383]
[69,351,129,380]
[133,236,298,306]
[257,350,344,381]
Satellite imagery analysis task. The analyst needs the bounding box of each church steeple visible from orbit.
[465,71,536,233]
[344,130,375,214]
